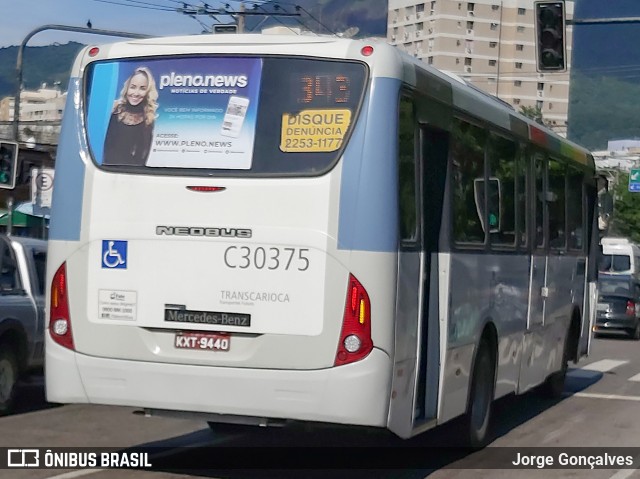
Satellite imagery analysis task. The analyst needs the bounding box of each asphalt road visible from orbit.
[3,334,640,479]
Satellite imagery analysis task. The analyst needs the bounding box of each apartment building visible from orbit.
[0,86,67,146]
[388,0,573,136]
[0,86,66,122]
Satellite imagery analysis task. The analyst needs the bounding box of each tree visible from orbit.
[609,172,640,243]
[519,105,544,125]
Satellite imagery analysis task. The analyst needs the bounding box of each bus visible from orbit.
[46,33,600,447]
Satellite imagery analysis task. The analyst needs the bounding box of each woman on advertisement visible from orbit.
[103,66,158,166]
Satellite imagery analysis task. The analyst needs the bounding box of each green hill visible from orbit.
[568,72,640,150]
[0,42,84,98]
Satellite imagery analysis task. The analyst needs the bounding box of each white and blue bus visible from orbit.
[46,34,599,446]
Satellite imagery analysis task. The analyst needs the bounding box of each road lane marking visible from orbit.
[628,372,640,382]
[45,471,104,479]
[581,359,629,372]
[42,434,242,479]
[567,392,640,402]
[567,368,601,379]
[609,464,639,479]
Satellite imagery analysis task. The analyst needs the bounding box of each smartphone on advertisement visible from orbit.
[221,96,250,138]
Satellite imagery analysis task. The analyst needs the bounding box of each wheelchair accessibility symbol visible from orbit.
[102,240,127,269]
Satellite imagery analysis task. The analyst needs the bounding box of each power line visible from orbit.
[188,14,213,33]
[272,1,336,35]
[251,3,308,35]
[119,0,178,8]
[91,0,340,35]
[93,0,176,12]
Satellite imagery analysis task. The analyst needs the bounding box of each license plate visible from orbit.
[175,332,230,351]
[596,303,609,312]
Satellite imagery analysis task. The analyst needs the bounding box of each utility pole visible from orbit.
[238,3,245,33]
[495,0,503,97]
[568,17,640,25]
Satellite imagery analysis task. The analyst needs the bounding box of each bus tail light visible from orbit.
[626,300,635,317]
[335,274,373,366]
[50,262,75,350]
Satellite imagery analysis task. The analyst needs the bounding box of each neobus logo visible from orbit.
[156,226,252,238]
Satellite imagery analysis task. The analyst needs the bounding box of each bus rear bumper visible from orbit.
[46,344,392,428]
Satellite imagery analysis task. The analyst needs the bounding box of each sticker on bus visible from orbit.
[280,109,351,152]
[101,240,127,269]
[98,289,137,321]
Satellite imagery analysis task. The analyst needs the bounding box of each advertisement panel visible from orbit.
[86,57,263,169]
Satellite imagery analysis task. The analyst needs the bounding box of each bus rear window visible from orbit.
[84,56,368,176]
[599,254,631,272]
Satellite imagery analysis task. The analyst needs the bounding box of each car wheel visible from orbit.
[0,347,18,415]
[464,338,495,448]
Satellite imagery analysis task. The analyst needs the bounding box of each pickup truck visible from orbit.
[0,235,47,414]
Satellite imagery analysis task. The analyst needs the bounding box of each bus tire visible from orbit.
[207,422,261,435]
[543,328,571,399]
[0,346,18,415]
[207,422,239,433]
[465,338,495,448]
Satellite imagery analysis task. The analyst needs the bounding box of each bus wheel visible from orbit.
[543,329,570,399]
[0,347,18,414]
[465,338,494,448]
[207,422,240,433]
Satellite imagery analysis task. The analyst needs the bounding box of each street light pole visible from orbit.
[13,24,150,142]
[568,17,640,25]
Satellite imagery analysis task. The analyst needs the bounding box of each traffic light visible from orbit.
[535,1,566,72]
[0,141,18,190]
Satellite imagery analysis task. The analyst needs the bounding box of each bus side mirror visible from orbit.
[596,173,612,232]
[596,242,603,280]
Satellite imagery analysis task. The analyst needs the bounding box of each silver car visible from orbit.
[594,274,640,340]
[0,235,47,414]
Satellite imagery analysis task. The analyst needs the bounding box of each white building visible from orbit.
[593,140,640,173]
[0,85,66,145]
[0,85,66,122]
[387,0,573,136]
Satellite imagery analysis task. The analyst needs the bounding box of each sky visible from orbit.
[0,0,631,50]
[573,0,640,77]
[0,0,240,48]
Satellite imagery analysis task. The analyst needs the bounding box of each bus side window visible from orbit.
[488,133,517,247]
[548,159,566,251]
[567,167,584,251]
[534,156,546,249]
[398,96,418,244]
[516,146,528,250]
[451,118,487,245]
